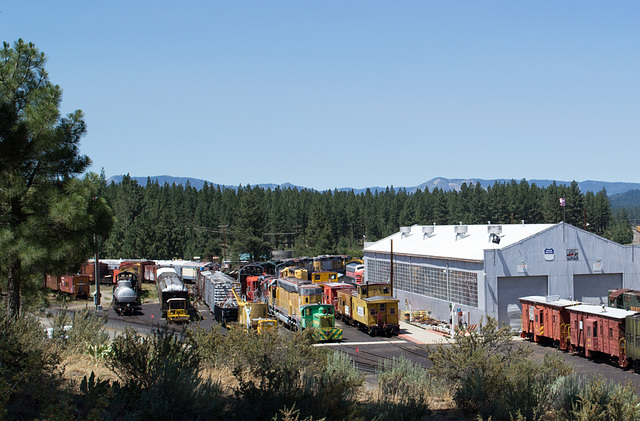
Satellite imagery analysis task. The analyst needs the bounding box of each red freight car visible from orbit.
[46,274,90,298]
[323,282,355,308]
[79,262,110,282]
[567,304,637,367]
[144,263,157,283]
[520,296,579,350]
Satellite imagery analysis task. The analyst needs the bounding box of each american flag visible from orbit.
[559,198,566,207]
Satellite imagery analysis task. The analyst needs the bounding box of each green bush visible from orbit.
[429,317,573,420]
[50,308,109,355]
[370,355,433,421]
[0,308,64,419]
[226,327,327,420]
[106,326,226,420]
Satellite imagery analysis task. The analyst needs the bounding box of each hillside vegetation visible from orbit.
[4,307,640,420]
[100,176,633,261]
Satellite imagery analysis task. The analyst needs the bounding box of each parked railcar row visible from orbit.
[196,262,398,341]
[520,288,640,371]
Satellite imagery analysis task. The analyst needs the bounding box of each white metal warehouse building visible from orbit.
[363,222,640,328]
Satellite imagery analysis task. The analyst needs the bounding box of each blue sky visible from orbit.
[3,2,639,190]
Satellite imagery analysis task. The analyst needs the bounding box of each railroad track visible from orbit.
[332,334,434,374]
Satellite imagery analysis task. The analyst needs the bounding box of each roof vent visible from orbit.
[400,226,411,238]
[454,224,468,240]
[487,225,502,235]
[454,225,468,234]
[422,226,435,239]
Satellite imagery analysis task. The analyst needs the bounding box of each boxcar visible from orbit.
[567,304,637,367]
[79,262,110,283]
[519,295,579,350]
[336,283,399,337]
[46,274,90,298]
[200,271,241,325]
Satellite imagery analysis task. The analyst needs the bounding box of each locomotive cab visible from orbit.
[167,298,190,323]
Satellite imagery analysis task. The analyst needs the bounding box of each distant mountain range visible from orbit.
[106,175,640,207]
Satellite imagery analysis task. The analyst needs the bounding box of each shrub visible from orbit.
[0,308,64,419]
[227,327,327,420]
[51,308,109,355]
[370,355,433,420]
[106,326,226,420]
[429,316,573,420]
[566,377,640,421]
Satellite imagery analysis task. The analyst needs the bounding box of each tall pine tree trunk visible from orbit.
[7,258,21,318]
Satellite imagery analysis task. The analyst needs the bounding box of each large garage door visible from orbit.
[498,276,548,329]
[574,273,622,304]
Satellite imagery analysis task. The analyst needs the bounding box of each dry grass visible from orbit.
[60,353,118,390]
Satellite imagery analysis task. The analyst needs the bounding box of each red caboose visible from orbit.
[567,304,637,367]
[520,296,578,350]
[322,282,356,308]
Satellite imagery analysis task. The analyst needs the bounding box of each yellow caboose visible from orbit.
[336,283,400,337]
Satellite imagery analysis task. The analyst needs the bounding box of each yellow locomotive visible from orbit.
[336,283,400,337]
[268,277,343,341]
[279,266,339,284]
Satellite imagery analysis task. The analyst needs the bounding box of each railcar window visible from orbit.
[587,326,591,337]
[609,328,613,339]
[306,308,311,316]
[370,309,377,316]
[390,308,395,314]
[637,335,640,348]
[593,326,597,338]
[380,303,386,312]
[383,287,389,294]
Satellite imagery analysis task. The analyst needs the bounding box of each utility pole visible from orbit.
[218,225,228,262]
[94,232,101,310]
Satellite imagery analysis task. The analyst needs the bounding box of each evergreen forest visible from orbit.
[100,174,633,262]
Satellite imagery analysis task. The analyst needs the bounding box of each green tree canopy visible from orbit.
[0,39,112,317]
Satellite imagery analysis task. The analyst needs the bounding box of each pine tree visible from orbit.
[0,40,112,317]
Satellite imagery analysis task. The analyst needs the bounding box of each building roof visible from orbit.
[364,223,556,261]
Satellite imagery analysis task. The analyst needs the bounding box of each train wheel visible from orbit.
[634,360,640,373]
[369,329,376,337]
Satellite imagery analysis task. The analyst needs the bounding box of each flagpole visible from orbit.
[560,197,566,241]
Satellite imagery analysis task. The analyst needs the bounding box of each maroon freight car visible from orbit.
[519,296,579,350]
[79,262,109,282]
[46,274,90,298]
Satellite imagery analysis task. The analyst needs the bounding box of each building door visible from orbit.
[497,276,548,328]
[573,273,622,304]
